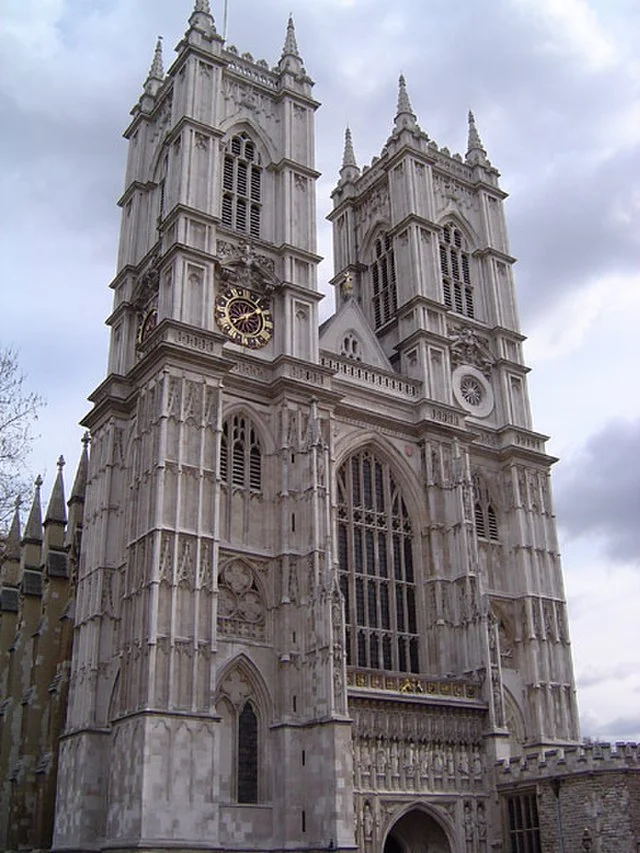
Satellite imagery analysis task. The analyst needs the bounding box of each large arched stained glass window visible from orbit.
[337,449,419,674]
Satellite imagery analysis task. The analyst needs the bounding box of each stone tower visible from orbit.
[52,4,581,853]
[54,4,352,852]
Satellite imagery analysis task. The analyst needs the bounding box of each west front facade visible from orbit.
[1,3,638,853]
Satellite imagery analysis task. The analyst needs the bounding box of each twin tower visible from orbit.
[43,2,578,851]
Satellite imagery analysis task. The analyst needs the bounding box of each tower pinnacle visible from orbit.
[339,126,360,183]
[143,36,164,99]
[277,14,305,76]
[283,14,300,57]
[342,127,357,168]
[23,475,43,543]
[45,455,67,525]
[466,109,489,165]
[4,497,22,561]
[394,74,419,133]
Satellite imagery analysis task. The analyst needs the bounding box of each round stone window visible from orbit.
[452,365,494,418]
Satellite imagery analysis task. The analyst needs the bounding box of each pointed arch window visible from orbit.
[370,234,397,329]
[221,133,262,238]
[337,449,419,674]
[439,223,475,318]
[221,415,262,491]
[237,701,259,803]
[473,474,499,541]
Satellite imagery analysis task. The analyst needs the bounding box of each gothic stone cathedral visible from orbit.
[2,3,639,853]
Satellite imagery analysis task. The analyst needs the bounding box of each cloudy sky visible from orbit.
[1,0,638,743]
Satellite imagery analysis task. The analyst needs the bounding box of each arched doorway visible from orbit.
[383,808,452,853]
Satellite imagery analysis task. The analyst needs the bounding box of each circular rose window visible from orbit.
[452,365,494,418]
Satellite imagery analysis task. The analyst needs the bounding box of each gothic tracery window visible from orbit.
[221,133,262,238]
[337,449,419,674]
[439,223,475,318]
[221,415,262,491]
[370,234,397,329]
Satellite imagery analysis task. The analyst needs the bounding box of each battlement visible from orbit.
[496,742,639,785]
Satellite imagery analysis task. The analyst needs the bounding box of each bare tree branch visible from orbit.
[0,347,45,530]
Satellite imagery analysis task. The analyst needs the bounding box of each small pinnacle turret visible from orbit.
[277,15,304,76]
[466,109,489,166]
[23,476,43,544]
[4,498,22,561]
[45,456,67,526]
[394,74,419,133]
[339,127,360,183]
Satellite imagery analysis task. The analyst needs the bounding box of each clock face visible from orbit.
[214,287,273,348]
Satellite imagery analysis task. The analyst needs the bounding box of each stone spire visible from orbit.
[70,432,90,506]
[277,14,304,76]
[394,74,419,133]
[4,498,22,562]
[339,127,360,183]
[466,110,489,166]
[23,475,43,544]
[44,456,67,525]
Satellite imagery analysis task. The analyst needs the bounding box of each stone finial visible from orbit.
[143,37,164,99]
[150,36,164,80]
[466,110,489,165]
[277,14,305,76]
[45,456,67,525]
[342,127,357,169]
[339,126,360,184]
[23,475,44,543]
[194,0,211,11]
[282,14,300,57]
[394,74,418,132]
[4,497,22,561]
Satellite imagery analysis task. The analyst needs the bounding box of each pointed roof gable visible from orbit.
[319,297,394,372]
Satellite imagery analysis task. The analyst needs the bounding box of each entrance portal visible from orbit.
[383,808,452,853]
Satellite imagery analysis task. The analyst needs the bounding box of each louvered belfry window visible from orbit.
[439,223,474,318]
[337,450,419,674]
[221,133,262,238]
[473,474,499,541]
[371,234,398,329]
[220,415,262,491]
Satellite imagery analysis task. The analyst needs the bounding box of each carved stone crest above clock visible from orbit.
[216,240,279,295]
[448,324,495,377]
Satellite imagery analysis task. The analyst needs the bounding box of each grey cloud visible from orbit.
[555,419,640,564]
[577,662,639,689]
[584,714,640,739]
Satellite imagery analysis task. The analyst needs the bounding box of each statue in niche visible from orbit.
[363,800,374,841]
[464,800,475,844]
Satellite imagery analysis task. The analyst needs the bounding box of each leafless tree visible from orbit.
[0,347,44,530]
